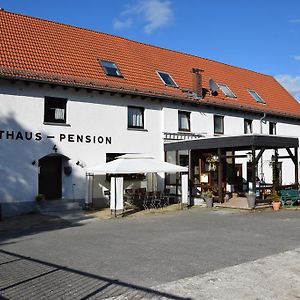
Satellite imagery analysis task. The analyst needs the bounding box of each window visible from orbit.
[44,97,67,124]
[218,83,236,98]
[214,115,224,134]
[269,122,277,135]
[157,71,177,87]
[248,89,265,104]
[128,106,144,129]
[178,111,190,132]
[100,60,122,77]
[244,119,253,134]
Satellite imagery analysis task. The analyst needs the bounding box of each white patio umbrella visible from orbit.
[86,153,188,174]
[85,154,189,215]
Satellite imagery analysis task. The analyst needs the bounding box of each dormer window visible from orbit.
[248,89,265,104]
[100,60,123,77]
[218,83,236,98]
[157,71,177,87]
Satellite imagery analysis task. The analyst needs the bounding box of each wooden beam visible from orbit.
[286,148,297,165]
[295,147,299,187]
[251,146,256,194]
[218,148,223,203]
[221,154,247,159]
[254,147,265,165]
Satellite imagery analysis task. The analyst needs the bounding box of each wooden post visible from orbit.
[218,148,223,203]
[251,146,256,195]
[295,147,299,188]
[188,150,193,206]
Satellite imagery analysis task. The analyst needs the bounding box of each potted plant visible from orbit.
[271,189,280,211]
[35,194,45,204]
[246,191,256,209]
[201,190,214,208]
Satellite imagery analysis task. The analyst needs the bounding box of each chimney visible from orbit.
[192,68,203,99]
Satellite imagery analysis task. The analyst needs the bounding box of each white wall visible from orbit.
[0,80,163,206]
[162,103,300,185]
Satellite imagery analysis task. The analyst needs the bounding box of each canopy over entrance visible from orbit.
[165,134,299,206]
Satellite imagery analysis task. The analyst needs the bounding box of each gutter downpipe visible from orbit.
[259,113,267,182]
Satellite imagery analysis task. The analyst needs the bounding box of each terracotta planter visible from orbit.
[272,201,280,211]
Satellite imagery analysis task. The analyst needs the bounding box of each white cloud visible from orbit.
[289,19,300,23]
[114,0,174,34]
[113,18,133,30]
[275,74,300,101]
[291,55,300,61]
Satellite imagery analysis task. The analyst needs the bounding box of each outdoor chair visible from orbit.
[280,189,300,207]
[143,192,154,209]
[161,189,171,207]
[154,191,163,209]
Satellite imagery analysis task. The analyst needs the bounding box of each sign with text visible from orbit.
[0,130,112,144]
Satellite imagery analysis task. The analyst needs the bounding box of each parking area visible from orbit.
[0,208,299,299]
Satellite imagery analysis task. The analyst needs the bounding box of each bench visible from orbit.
[279,189,300,207]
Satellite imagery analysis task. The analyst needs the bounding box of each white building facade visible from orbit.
[0,10,299,217]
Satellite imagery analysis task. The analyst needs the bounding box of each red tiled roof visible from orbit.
[1,10,300,119]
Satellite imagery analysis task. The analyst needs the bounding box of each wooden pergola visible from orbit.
[165,135,299,203]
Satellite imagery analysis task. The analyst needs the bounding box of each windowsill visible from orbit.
[127,127,148,132]
[178,130,191,133]
[43,122,71,127]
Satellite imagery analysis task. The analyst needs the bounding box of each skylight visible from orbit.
[248,89,265,103]
[218,83,236,98]
[157,71,177,87]
[100,60,122,77]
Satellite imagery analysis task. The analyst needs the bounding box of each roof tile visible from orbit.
[1,10,300,118]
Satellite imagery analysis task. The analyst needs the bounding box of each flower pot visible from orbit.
[272,201,280,211]
[205,197,213,208]
[246,194,256,209]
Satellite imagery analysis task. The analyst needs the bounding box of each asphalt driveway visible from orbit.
[0,208,299,299]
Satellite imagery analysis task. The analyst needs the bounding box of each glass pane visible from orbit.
[214,116,223,133]
[101,61,121,76]
[178,112,190,131]
[249,90,264,103]
[158,72,176,86]
[128,107,143,128]
[219,84,235,98]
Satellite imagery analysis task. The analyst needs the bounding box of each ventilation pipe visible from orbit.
[192,68,203,99]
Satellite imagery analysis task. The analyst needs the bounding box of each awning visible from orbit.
[86,153,188,175]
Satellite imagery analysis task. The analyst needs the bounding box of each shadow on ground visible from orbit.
[0,249,190,300]
[0,213,82,243]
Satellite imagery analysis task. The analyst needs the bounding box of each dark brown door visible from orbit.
[39,156,62,200]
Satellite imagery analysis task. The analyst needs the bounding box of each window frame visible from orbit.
[178,110,191,132]
[269,122,277,135]
[247,89,265,104]
[127,106,145,129]
[44,96,68,125]
[218,83,236,98]
[100,60,123,78]
[214,115,224,135]
[156,70,178,87]
[244,119,253,134]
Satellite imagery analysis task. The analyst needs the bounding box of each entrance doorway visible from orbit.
[38,155,62,200]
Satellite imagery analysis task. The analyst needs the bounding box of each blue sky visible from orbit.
[1,0,300,101]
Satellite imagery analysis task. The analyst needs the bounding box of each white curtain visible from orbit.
[129,108,143,127]
[55,108,65,120]
[179,114,189,130]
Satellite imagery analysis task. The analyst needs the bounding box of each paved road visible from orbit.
[0,208,299,299]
